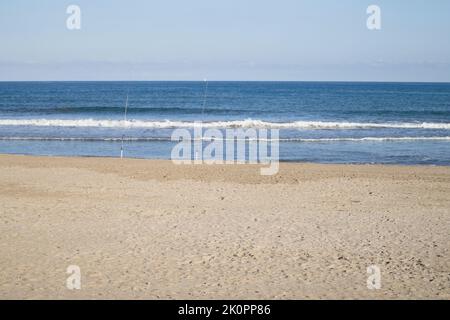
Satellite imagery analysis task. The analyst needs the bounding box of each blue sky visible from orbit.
[1,0,450,81]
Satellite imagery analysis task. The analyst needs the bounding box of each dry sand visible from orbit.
[0,154,449,299]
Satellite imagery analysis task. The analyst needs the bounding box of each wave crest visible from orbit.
[1,136,450,142]
[0,118,450,130]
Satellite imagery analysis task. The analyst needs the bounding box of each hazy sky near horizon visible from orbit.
[1,0,450,81]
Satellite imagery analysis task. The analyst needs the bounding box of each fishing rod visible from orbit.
[120,91,129,159]
[200,78,208,119]
[196,79,208,161]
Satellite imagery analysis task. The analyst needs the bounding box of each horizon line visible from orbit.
[1,80,450,84]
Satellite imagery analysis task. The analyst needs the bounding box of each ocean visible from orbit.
[1,81,450,165]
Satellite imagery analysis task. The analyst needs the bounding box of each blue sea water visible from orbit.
[0,81,450,165]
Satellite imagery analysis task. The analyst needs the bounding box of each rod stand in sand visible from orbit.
[120,135,124,159]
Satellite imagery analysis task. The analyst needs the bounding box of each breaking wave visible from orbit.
[1,136,450,142]
[0,118,450,129]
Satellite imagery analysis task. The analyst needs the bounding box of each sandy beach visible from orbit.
[0,154,449,299]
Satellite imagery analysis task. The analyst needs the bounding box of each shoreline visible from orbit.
[1,152,450,169]
[0,154,449,299]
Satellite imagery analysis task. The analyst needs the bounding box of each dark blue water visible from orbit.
[1,81,450,164]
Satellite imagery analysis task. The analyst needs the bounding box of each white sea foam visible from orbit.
[284,136,450,142]
[1,136,450,142]
[0,118,450,130]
